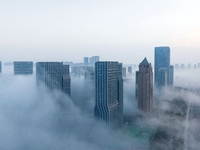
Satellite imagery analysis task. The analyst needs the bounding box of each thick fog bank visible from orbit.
[0,68,142,150]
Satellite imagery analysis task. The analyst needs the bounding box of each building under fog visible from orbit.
[154,46,173,87]
[83,57,89,65]
[169,65,174,85]
[36,62,71,97]
[136,58,153,113]
[94,61,123,128]
[90,56,100,65]
[128,66,132,75]
[14,61,33,75]
[122,67,126,77]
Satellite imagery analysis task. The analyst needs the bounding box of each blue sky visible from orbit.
[0,0,200,64]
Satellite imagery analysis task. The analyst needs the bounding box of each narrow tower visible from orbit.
[136,58,153,113]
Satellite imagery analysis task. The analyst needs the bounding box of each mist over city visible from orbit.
[1,0,200,150]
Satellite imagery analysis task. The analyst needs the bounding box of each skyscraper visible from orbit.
[90,56,100,65]
[36,62,71,97]
[13,61,33,75]
[122,67,126,77]
[169,65,174,85]
[154,46,173,87]
[136,58,153,113]
[128,66,132,75]
[83,57,89,65]
[94,61,123,128]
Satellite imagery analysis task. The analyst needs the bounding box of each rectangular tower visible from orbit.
[128,66,132,75]
[154,46,170,87]
[83,57,89,65]
[14,61,33,75]
[94,61,123,128]
[136,58,153,113]
[36,62,71,97]
[90,56,100,65]
[169,65,174,86]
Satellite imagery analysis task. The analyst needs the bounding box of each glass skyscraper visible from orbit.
[154,46,173,87]
[36,62,71,97]
[13,61,33,75]
[94,61,123,128]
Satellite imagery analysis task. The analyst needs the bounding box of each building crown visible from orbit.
[139,57,151,68]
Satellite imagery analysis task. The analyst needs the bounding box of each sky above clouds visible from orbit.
[0,0,200,64]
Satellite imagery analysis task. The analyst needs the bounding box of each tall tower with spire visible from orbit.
[136,58,153,113]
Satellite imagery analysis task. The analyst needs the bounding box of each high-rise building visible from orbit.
[36,62,71,97]
[154,46,173,87]
[136,58,153,113]
[94,61,123,128]
[122,67,126,77]
[0,61,2,73]
[128,66,132,75]
[14,61,33,75]
[169,65,174,85]
[83,57,89,65]
[90,56,100,65]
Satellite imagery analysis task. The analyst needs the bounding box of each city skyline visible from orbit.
[1,0,200,64]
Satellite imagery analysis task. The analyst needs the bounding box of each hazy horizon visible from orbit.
[1,0,200,64]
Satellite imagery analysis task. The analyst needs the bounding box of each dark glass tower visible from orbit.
[36,62,71,97]
[94,61,123,128]
[154,46,173,87]
[13,61,33,75]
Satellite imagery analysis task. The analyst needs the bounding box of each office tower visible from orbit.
[0,61,2,73]
[84,66,95,80]
[14,61,33,75]
[155,46,173,87]
[36,62,71,97]
[83,57,89,65]
[136,58,153,113]
[90,56,100,65]
[94,61,123,128]
[169,65,174,85]
[118,63,123,126]
[128,66,132,75]
[122,67,126,77]
[194,64,197,69]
